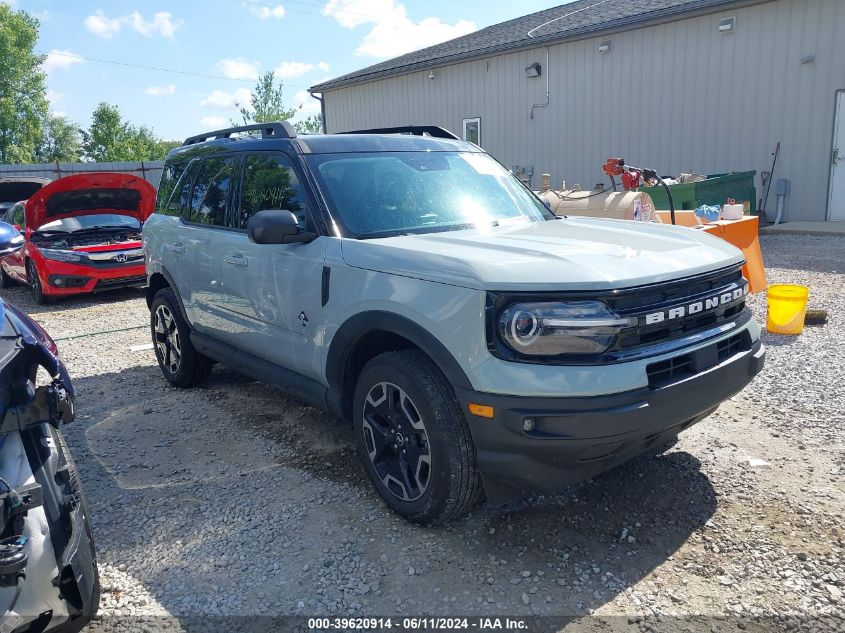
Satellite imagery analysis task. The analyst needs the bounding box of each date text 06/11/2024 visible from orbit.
[307,617,529,630]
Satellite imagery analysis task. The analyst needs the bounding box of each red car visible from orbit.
[0,172,156,304]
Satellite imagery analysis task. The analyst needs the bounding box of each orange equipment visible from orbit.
[656,212,768,293]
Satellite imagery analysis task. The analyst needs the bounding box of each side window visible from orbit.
[165,159,201,217]
[156,161,188,216]
[237,154,311,230]
[189,157,235,226]
[11,204,24,227]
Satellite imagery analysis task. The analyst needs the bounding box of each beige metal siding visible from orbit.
[321,0,845,221]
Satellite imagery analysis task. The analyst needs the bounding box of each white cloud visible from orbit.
[199,116,227,128]
[84,9,122,38]
[43,49,84,73]
[83,9,182,39]
[322,0,475,58]
[200,88,252,109]
[128,11,182,38]
[291,90,321,119]
[246,3,285,19]
[317,61,330,71]
[215,58,260,80]
[46,89,64,104]
[274,61,315,79]
[146,84,176,96]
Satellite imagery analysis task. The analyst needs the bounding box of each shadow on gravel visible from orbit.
[0,283,144,316]
[66,361,718,622]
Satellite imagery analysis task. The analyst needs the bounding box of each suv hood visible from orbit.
[340,217,746,291]
[25,172,156,231]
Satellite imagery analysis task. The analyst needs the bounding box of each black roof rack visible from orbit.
[182,121,296,146]
[339,125,459,140]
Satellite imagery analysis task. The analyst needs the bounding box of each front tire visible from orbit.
[27,260,50,305]
[353,350,483,524]
[150,287,212,387]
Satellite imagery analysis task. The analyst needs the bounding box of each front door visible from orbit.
[217,152,326,379]
[829,91,845,221]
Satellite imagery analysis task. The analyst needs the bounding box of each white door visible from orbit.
[829,92,845,221]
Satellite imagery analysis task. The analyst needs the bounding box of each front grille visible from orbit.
[95,275,146,289]
[646,330,751,388]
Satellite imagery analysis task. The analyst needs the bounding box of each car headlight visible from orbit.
[498,301,636,357]
[39,249,85,263]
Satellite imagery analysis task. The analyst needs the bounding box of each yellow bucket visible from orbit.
[766,284,809,335]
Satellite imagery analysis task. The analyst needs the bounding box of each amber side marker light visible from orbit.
[468,403,495,419]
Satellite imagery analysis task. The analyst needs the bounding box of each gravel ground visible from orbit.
[1,234,843,632]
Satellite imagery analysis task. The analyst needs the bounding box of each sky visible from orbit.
[7,0,561,141]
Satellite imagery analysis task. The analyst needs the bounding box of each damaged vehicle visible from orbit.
[0,173,156,304]
[0,221,100,631]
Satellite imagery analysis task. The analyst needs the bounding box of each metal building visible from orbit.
[310,0,845,222]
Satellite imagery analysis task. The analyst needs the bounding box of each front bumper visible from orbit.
[37,260,146,296]
[455,338,765,504]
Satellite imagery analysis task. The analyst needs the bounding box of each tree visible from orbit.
[294,114,323,134]
[36,115,83,162]
[82,102,173,162]
[235,71,298,125]
[0,5,49,163]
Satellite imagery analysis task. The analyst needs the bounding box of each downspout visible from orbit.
[310,92,326,133]
[529,47,550,120]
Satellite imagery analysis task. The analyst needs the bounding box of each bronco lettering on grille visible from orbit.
[643,283,749,325]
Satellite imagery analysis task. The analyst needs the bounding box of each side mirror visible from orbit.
[247,210,316,244]
[0,222,24,257]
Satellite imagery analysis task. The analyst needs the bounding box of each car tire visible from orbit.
[150,287,212,387]
[0,264,15,288]
[353,349,483,524]
[26,260,50,305]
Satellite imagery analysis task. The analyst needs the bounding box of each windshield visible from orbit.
[38,214,141,233]
[306,151,552,238]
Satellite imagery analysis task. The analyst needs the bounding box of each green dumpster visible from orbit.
[641,171,757,215]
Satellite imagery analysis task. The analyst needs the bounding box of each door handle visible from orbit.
[168,242,185,254]
[223,253,248,267]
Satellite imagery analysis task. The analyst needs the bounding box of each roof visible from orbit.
[310,0,743,92]
[165,130,478,159]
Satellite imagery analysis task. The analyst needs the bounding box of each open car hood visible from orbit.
[25,173,156,231]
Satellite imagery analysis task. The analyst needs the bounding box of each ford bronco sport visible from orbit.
[143,122,765,524]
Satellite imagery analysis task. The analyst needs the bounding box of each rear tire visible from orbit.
[0,264,15,288]
[27,260,50,305]
[150,287,212,387]
[353,350,483,524]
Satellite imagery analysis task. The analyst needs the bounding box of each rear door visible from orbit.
[216,151,327,378]
[178,155,237,334]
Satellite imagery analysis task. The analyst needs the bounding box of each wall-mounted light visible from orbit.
[597,40,612,53]
[428,70,435,80]
[802,54,816,65]
[524,63,541,78]
[719,16,735,33]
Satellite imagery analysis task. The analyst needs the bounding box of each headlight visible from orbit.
[39,249,85,263]
[498,301,636,357]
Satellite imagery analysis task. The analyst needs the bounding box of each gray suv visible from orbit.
[143,122,764,524]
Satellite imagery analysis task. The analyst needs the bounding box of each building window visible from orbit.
[463,117,481,146]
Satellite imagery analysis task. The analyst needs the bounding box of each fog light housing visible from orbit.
[523,418,535,432]
[53,278,64,286]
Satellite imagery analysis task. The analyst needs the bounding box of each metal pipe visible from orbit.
[310,92,326,133]
[529,47,550,120]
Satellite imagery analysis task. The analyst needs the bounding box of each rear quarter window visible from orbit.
[156,161,188,216]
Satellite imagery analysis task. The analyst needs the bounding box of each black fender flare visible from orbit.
[325,311,473,419]
[146,267,189,323]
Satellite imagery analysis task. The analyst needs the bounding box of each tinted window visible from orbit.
[237,154,310,230]
[156,161,188,216]
[10,204,25,227]
[189,157,234,226]
[165,159,201,217]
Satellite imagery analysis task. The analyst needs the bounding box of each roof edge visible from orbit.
[310,0,763,93]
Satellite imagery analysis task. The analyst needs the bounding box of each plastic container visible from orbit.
[721,203,744,220]
[766,284,809,335]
